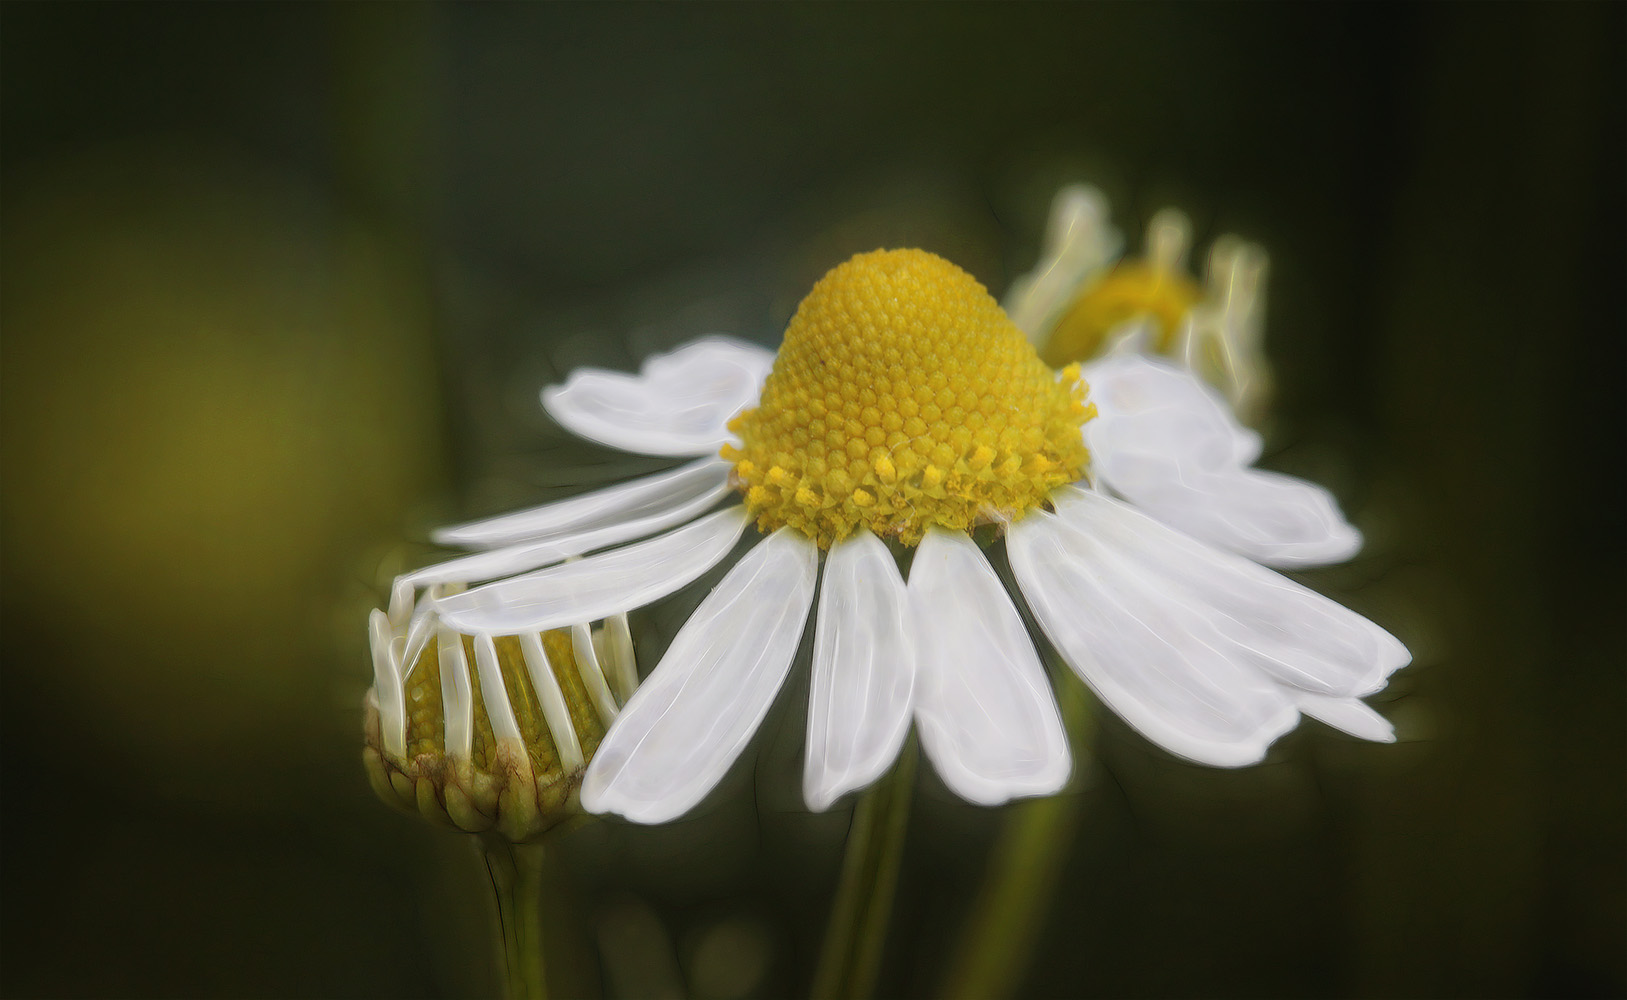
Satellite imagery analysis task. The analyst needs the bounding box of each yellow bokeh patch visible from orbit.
[723,249,1092,548]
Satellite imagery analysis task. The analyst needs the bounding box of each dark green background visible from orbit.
[2,4,1621,998]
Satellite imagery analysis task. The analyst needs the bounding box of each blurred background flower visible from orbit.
[1,4,1621,998]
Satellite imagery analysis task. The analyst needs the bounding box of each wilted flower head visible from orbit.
[365,589,636,840]
[392,246,1407,825]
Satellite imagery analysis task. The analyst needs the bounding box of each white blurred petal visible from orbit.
[582,528,818,823]
[368,609,407,760]
[542,337,776,456]
[909,527,1071,805]
[1007,499,1298,767]
[432,457,730,548]
[1005,184,1124,344]
[434,506,750,634]
[805,529,915,812]
[1083,354,1359,567]
[1293,692,1396,743]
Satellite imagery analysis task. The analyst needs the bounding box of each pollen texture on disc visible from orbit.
[724,249,1093,548]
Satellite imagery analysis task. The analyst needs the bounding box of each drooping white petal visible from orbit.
[368,609,407,760]
[1292,692,1396,743]
[472,633,524,746]
[403,476,732,605]
[432,457,731,548]
[434,506,751,635]
[1050,486,1408,697]
[1082,354,1359,567]
[908,527,1071,805]
[438,628,475,760]
[601,613,638,704]
[581,528,818,824]
[1004,184,1123,344]
[542,337,776,456]
[518,633,585,772]
[1007,501,1298,767]
[804,529,915,812]
[570,623,620,727]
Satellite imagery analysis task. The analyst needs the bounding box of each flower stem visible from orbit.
[812,739,918,1000]
[480,835,551,1000]
[941,670,1094,1000]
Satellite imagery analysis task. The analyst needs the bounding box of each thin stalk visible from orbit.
[481,836,551,1000]
[942,670,1094,1000]
[811,740,918,1000]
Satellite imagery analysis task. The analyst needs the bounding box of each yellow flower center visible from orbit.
[722,249,1092,549]
[1040,260,1201,367]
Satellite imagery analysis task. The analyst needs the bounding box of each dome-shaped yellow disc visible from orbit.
[723,249,1092,548]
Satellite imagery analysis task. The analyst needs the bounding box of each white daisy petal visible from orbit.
[472,633,524,746]
[368,609,407,760]
[1083,354,1360,567]
[1292,692,1396,743]
[432,457,731,548]
[581,527,818,824]
[542,337,775,456]
[518,632,585,771]
[908,527,1071,806]
[1051,485,1408,698]
[437,628,475,760]
[804,529,915,812]
[403,469,731,598]
[1004,184,1123,343]
[1007,500,1298,767]
[434,506,751,635]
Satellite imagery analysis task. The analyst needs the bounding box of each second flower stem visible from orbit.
[812,739,917,1000]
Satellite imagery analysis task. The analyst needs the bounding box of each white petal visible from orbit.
[601,614,638,704]
[581,528,818,823]
[434,506,751,635]
[472,633,523,746]
[1004,184,1123,344]
[1007,501,1298,767]
[542,337,775,456]
[432,457,730,548]
[438,628,475,760]
[1083,354,1359,567]
[1293,692,1396,743]
[570,623,620,727]
[1051,486,1408,697]
[519,633,585,771]
[908,527,1071,805]
[403,473,731,600]
[368,609,407,760]
[804,529,915,812]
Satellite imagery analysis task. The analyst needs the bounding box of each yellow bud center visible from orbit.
[1040,260,1202,367]
[723,249,1092,548]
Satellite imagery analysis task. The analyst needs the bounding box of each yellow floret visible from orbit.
[729,248,1092,548]
[1041,260,1201,367]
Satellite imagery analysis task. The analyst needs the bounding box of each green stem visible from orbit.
[481,836,550,1000]
[942,670,1094,1000]
[811,740,918,1000]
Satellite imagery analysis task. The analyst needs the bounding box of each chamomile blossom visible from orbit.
[1005,184,1273,422]
[378,249,1408,825]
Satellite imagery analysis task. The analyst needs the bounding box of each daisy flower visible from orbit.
[1005,184,1273,423]
[375,248,1408,826]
